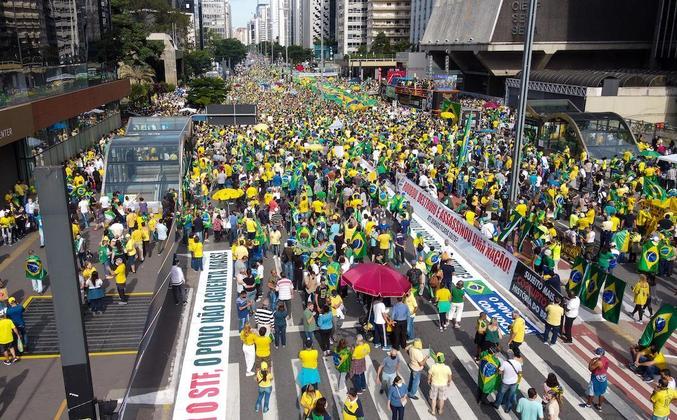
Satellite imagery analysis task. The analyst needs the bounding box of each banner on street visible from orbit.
[173,251,233,420]
[397,176,518,289]
[510,262,563,324]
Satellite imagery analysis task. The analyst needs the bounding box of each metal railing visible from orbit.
[625,118,677,141]
[32,112,122,167]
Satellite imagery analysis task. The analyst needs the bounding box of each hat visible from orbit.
[436,352,445,363]
[260,361,268,370]
[8,297,16,304]
[595,347,605,356]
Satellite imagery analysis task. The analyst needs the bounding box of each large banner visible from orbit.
[397,176,518,289]
[510,262,563,324]
[173,250,233,420]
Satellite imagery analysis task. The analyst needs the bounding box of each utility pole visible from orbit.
[508,0,538,207]
[320,0,325,77]
[198,0,204,49]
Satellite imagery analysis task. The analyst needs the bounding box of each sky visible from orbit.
[230,0,257,29]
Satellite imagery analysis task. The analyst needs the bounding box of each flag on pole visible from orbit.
[580,264,606,310]
[351,230,367,259]
[638,304,677,350]
[601,275,626,324]
[478,350,501,394]
[643,178,667,201]
[497,211,523,243]
[456,114,473,168]
[567,256,587,296]
[517,220,533,252]
[638,240,659,273]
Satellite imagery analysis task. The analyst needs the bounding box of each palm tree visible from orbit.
[117,63,156,85]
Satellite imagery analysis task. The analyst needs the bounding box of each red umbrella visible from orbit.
[341,263,411,297]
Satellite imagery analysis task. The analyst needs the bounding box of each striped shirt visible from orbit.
[277,277,294,300]
[255,307,274,327]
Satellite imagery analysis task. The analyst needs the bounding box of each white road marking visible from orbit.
[290,359,306,419]
[395,353,437,420]
[227,363,241,420]
[364,355,395,419]
[422,353,478,420]
[320,354,348,416]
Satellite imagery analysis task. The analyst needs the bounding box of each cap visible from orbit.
[260,361,268,370]
[436,352,445,363]
[8,297,16,304]
[595,347,605,356]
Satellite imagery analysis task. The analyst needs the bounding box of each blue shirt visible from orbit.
[516,397,543,420]
[236,297,249,319]
[6,305,24,327]
[318,312,333,330]
[388,383,407,407]
[390,302,410,321]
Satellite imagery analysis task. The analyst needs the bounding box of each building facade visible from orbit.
[202,0,231,39]
[301,0,335,48]
[336,0,368,55]
[254,2,271,43]
[366,0,410,47]
[409,0,433,48]
[234,27,250,45]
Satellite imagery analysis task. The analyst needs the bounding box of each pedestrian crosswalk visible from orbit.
[232,337,648,420]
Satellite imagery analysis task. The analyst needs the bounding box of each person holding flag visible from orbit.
[637,303,677,352]
[25,250,47,294]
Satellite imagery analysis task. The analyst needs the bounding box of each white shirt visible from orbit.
[78,199,90,214]
[276,277,294,300]
[499,358,522,385]
[169,265,185,286]
[565,296,580,318]
[156,223,168,241]
[99,195,110,209]
[372,301,388,325]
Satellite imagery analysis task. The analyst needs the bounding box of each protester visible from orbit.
[542,298,564,345]
[428,352,452,415]
[583,347,609,411]
[169,256,187,305]
[516,388,544,420]
[405,338,428,399]
[494,350,523,413]
[0,312,19,365]
[255,361,274,413]
[342,389,365,420]
[388,375,408,420]
[350,334,370,394]
[298,339,321,390]
[240,323,256,376]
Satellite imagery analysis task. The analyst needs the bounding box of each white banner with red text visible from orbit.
[173,250,233,420]
[396,176,518,289]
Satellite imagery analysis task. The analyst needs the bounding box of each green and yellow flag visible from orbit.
[638,240,659,273]
[567,256,587,295]
[612,229,630,253]
[478,350,501,394]
[601,275,626,324]
[638,304,677,350]
[457,114,473,168]
[643,178,667,201]
[424,251,440,270]
[497,211,523,243]
[25,255,47,280]
[581,264,606,310]
[351,230,367,260]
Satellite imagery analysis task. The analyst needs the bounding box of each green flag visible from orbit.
[388,194,405,215]
[25,255,47,280]
[498,211,523,243]
[457,114,473,168]
[638,240,659,273]
[351,230,367,260]
[580,264,606,310]
[517,220,533,252]
[601,275,626,324]
[643,178,667,201]
[612,229,630,253]
[378,189,389,207]
[567,256,587,296]
[478,350,501,394]
[638,304,677,350]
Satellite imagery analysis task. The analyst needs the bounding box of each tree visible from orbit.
[211,38,247,68]
[392,40,411,53]
[118,63,156,85]
[286,45,314,64]
[370,32,391,55]
[356,44,368,55]
[187,77,228,108]
[184,49,213,78]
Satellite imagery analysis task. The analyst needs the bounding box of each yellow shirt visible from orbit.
[82,267,95,280]
[435,288,451,303]
[653,352,668,370]
[254,334,272,357]
[377,233,391,250]
[0,318,16,344]
[0,216,9,228]
[300,391,323,415]
[245,218,257,233]
[329,295,343,315]
[240,330,256,346]
[256,370,273,388]
[465,210,476,225]
[343,398,360,420]
[299,199,310,213]
[131,229,143,243]
[126,213,137,229]
[651,388,674,417]
[545,303,564,326]
[312,200,325,214]
[405,293,418,314]
[299,348,319,369]
[511,317,525,343]
[125,239,137,256]
[72,223,80,237]
[365,221,376,235]
[429,363,452,386]
[113,264,127,284]
[190,241,203,258]
[352,343,370,360]
[633,282,650,305]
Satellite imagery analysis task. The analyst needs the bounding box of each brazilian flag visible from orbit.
[643,178,667,201]
[25,255,47,280]
[478,350,501,394]
[638,240,659,273]
[457,114,473,168]
[517,220,533,252]
[320,242,336,263]
[297,225,312,245]
[254,220,268,247]
[659,240,675,261]
[601,275,626,324]
[612,229,630,253]
[639,304,677,350]
[378,190,389,207]
[327,262,341,289]
[424,251,440,270]
[497,211,523,243]
[351,230,367,259]
[581,264,606,310]
[388,194,405,215]
[368,183,378,199]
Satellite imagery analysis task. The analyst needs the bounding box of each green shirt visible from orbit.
[451,287,465,303]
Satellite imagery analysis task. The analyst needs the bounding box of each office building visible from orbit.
[336,0,368,55]
[409,0,433,48]
[421,0,668,95]
[270,0,292,46]
[302,0,334,48]
[290,0,303,45]
[366,0,410,47]
[235,27,250,45]
[202,0,231,39]
[0,0,129,193]
[254,3,271,43]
